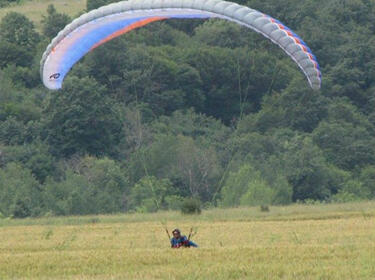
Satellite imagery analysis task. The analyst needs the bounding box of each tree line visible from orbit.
[0,0,374,218]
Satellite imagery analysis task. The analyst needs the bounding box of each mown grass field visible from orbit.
[1,202,375,279]
[0,0,85,30]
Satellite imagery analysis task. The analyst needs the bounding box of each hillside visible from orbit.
[0,0,374,218]
[0,0,85,29]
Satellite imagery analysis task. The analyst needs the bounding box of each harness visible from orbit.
[172,239,190,248]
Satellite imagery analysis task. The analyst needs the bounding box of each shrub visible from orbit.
[0,163,42,218]
[164,195,184,210]
[240,179,275,207]
[331,191,361,203]
[181,197,201,215]
[129,176,172,212]
[0,0,19,8]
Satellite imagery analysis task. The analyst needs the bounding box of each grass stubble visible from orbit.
[0,202,375,279]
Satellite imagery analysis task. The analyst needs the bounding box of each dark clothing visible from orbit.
[170,235,198,248]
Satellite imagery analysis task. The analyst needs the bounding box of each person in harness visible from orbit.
[170,228,198,248]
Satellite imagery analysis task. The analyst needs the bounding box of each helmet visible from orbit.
[172,228,180,234]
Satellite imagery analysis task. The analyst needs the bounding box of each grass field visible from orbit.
[1,202,375,279]
[0,0,85,30]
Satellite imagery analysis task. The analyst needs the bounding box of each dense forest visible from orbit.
[0,0,374,218]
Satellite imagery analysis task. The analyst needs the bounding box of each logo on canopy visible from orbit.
[49,73,60,80]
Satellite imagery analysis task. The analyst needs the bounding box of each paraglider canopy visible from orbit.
[40,0,321,90]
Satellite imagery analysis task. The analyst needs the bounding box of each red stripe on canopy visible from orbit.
[91,16,167,50]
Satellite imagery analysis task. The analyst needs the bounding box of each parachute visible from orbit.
[40,0,321,90]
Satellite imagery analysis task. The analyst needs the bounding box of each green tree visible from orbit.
[0,163,42,218]
[239,179,275,207]
[0,117,27,145]
[44,76,123,157]
[0,0,19,8]
[312,121,375,170]
[43,156,129,215]
[41,5,71,39]
[128,134,221,201]
[43,171,89,215]
[221,164,275,207]
[186,46,291,123]
[194,20,248,49]
[236,78,328,133]
[87,0,117,11]
[0,142,55,183]
[0,12,40,51]
[0,69,13,100]
[86,43,203,116]
[359,166,375,198]
[0,41,33,68]
[76,156,130,212]
[332,180,370,203]
[1,64,40,88]
[129,176,173,212]
[283,136,349,201]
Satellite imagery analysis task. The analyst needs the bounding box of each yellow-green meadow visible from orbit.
[0,0,85,30]
[1,202,375,279]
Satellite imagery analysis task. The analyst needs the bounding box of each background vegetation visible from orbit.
[0,0,375,218]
